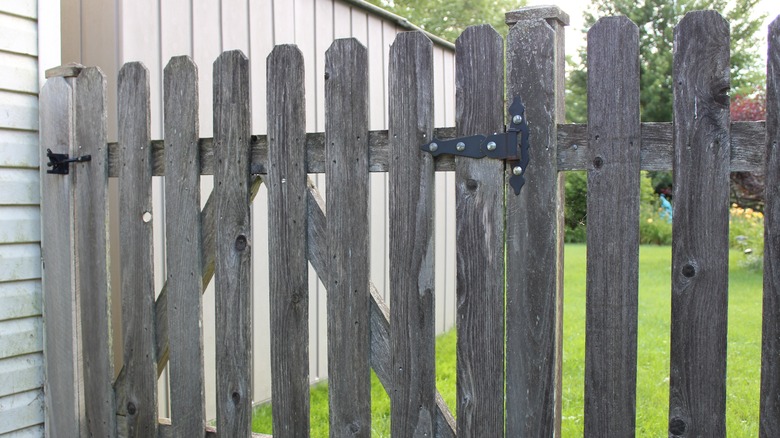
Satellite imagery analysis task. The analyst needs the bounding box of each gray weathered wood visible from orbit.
[163,56,205,437]
[761,16,780,438]
[505,16,564,437]
[266,44,310,437]
[583,17,641,436]
[304,178,457,438]
[40,75,83,438]
[325,38,371,437]
[557,121,765,172]
[213,50,252,437]
[104,122,767,176]
[388,31,436,438]
[454,25,504,437]
[668,11,731,437]
[113,174,265,420]
[117,61,158,437]
[505,6,570,26]
[74,67,117,437]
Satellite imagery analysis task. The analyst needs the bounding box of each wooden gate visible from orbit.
[38,6,780,438]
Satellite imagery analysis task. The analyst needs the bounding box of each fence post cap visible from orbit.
[505,6,570,27]
[45,62,84,79]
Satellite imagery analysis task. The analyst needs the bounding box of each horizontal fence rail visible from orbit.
[38,6,780,438]
[102,121,768,176]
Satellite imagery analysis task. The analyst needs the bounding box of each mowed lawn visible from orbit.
[253,244,763,436]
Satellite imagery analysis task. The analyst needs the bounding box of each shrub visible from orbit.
[729,204,764,271]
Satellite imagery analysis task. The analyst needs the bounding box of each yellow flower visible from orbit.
[647,218,653,223]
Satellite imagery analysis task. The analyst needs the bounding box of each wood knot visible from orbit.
[669,417,686,436]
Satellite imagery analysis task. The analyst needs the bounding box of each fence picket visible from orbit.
[669,11,731,437]
[582,17,641,436]
[325,38,371,437]
[74,67,116,437]
[761,16,780,438]
[40,74,82,438]
[266,44,309,437]
[454,25,505,437]
[388,31,436,437]
[505,12,565,436]
[213,50,253,436]
[117,62,158,437]
[163,56,205,437]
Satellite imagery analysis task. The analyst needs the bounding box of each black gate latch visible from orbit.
[420,96,530,195]
[46,149,91,175]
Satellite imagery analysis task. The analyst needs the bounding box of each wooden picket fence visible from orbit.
[38,6,780,438]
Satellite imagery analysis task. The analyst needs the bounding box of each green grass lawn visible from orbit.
[252,244,763,436]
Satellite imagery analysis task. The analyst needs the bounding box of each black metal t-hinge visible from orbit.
[420,96,530,195]
[46,148,91,175]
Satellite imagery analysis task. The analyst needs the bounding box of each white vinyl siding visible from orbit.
[0,3,44,435]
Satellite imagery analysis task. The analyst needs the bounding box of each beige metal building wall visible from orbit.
[60,0,457,418]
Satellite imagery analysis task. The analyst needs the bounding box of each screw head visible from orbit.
[429,142,438,152]
[486,141,497,151]
[512,114,523,124]
[456,142,466,152]
[512,166,522,176]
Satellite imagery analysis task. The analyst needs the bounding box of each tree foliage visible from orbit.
[364,0,527,42]
[566,0,767,123]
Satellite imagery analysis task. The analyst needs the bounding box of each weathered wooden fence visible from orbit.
[38,6,780,437]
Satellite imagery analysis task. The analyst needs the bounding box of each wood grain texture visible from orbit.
[325,38,371,437]
[505,17,563,437]
[454,25,504,437]
[668,11,731,437]
[266,45,310,437]
[388,31,436,438]
[104,122,768,176]
[117,61,158,438]
[39,75,83,438]
[114,174,265,419]
[761,16,780,438]
[583,17,641,436]
[73,67,117,437]
[213,50,252,437]
[163,56,205,437]
[304,179,457,437]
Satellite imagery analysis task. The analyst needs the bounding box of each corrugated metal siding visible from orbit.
[60,0,457,419]
[0,1,45,435]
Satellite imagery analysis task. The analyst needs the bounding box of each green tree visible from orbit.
[566,0,767,124]
[364,0,527,42]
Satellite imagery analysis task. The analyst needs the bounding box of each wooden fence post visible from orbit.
[669,11,731,437]
[583,17,641,436]
[213,50,253,436]
[454,24,505,437]
[761,15,780,438]
[267,44,309,437]
[388,31,436,437]
[117,62,158,437]
[163,56,205,437]
[325,38,371,437]
[505,7,567,437]
[74,67,116,437]
[40,68,84,438]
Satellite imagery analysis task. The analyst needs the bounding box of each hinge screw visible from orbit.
[429,142,438,152]
[512,115,523,125]
[456,142,466,152]
[512,166,523,176]
[486,141,497,151]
